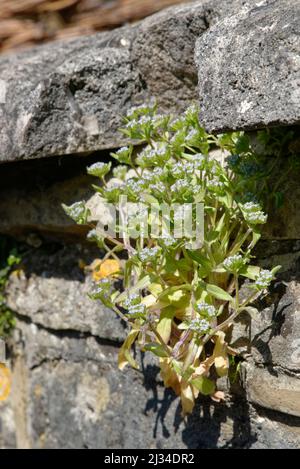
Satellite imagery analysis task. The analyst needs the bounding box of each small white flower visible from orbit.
[139,246,160,262]
[116,146,129,154]
[255,269,273,290]
[160,235,177,248]
[189,318,211,334]
[241,202,267,225]
[186,128,198,141]
[149,182,165,193]
[223,254,245,273]
[170,178,190,193]
[123,293,141,309]
[127,304,146,316]
[195,302,217,318]
[87,162,111,178]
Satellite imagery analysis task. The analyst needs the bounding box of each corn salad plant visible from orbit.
[64,104,281,415]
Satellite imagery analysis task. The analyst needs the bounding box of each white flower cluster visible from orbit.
[142,168,164,184]
[126,106,145,118]
[185,104,198,116]
[207,178,224,190]
[223,254,245,273]
[137,145,168,166]
[172,161,195,178]
[149,181,166,193]
[186,128,198,141]
[195,302,217,318]
[241,202,267,225]
[113,165,128,180]
[116,146,129,155]
[126,120,138,130]
[63,201,86,223]
[139,246,160,263]
[138,115,152,126]
[114,146,131,163]
[123,293,141,309]
[255,269,273,290]
[193,153,205,170]
[103,182,124,202]
[127,178,146,194]
[87,162,110,178]
[126,103,155,119]
[160,234,177,248]
[189,318,211,334]
[91,278,112,298]
[127,303,146,317]
[152,114,166,125]
[170,178,190,194]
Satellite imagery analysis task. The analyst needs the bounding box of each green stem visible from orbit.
[149,323,171,357]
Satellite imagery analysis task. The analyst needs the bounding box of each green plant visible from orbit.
[0,239,21,337]
[63,104,282,415]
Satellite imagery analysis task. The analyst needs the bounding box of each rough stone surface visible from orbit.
[232,273,300,373]
[1,241,300,449]
[2,318,299,449]
[195,0,300,132]
[243,363,300,418]
[6,244,127,343]
[1,0,300,451]
[0,0,247,163]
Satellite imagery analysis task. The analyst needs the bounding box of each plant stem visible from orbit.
[149,323,171,356]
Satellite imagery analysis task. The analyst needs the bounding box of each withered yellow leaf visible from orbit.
[213,331,229,378]
[180,380,195,415]
[159,358,181,395]
[211,390,226,402]
[0,364,11,402]
[118,330,139,371]
[92,259,121,281]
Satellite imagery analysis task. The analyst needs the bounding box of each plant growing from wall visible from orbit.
[0,238,21,338]
[63,104,282,415]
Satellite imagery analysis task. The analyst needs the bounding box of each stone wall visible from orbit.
[0,0,300,449]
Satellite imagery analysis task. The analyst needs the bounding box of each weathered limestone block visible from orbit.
[0,400,16,449]
[6,244,127,343]
[0,0,247,162]
[4,319,299,449]
[243,363,300,418]
[232,277,300,372]
[195,0,300,132]
[6,320,245,449]
[1,241,300,448]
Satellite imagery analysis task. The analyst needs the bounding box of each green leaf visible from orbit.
[186,251,212,270]
[171,360,183,375]
[116,275,151,302]
[240,265,260,280]
[271,265,281,276]
[206,284,233,303]
[190,376,215,395]
[144,343,169,358]
[206,231,219,245]
[235,134,250,153]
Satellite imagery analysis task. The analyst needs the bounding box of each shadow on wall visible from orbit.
[140,356,257,449]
